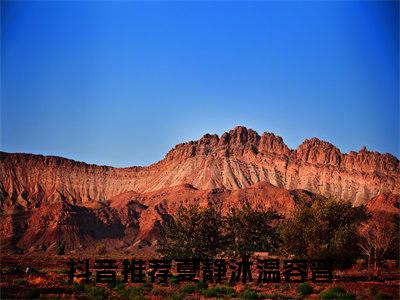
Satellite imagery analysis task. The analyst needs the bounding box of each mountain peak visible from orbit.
[1,127,399,255]
[1,127,399,206]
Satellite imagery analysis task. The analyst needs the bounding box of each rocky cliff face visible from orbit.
[161,127,399,205]
[2,126,398,207]
[1,126,399,254]
[0,182,296,254]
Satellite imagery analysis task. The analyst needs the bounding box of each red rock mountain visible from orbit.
[1,126,399,254]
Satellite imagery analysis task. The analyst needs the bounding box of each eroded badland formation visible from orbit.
[1,126,399,254]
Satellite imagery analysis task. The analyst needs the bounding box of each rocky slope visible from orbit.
[0,182,296,254]
[1,126,399,207]
[1,126,399,254]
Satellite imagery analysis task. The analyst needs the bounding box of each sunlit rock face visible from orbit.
[1,126,399,254]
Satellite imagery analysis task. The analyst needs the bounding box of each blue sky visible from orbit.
[1,1,398,167]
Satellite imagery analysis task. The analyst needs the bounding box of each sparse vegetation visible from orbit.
[159,197,373,267]
[158,203,281,259]
[196,280,208,290]
[181,281,209,294]
[278,197,370,267]
[158,203,226,259]
[182,283,197,294]
[358,213,398,277]
[224,205,281,257]
[296,282,313,296]
[240,289,262,299]
[108,279,124,289]
[319,286,355,300]
[142,281,153,292]
[169,274,180,285]
[201,286,235,298]
[1,197,398,300]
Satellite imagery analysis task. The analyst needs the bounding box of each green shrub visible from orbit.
[296,282,313,296]
[225,205,281,257]
[170,275,180,285]
[201,288,219,298]
[108,279,124,289]
[278,197,369,267]
[201,286,235,298]
[196,280,208,290]
[240,289,261,299]
[327,287,347,294]
[182,284,197,294]
[320,286,355,300]
[181,281,209,294]
[158,204,226,259]
[218,286,235,295]
[142,281,153,292]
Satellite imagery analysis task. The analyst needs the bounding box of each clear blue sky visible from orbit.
[1,1,398,167]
